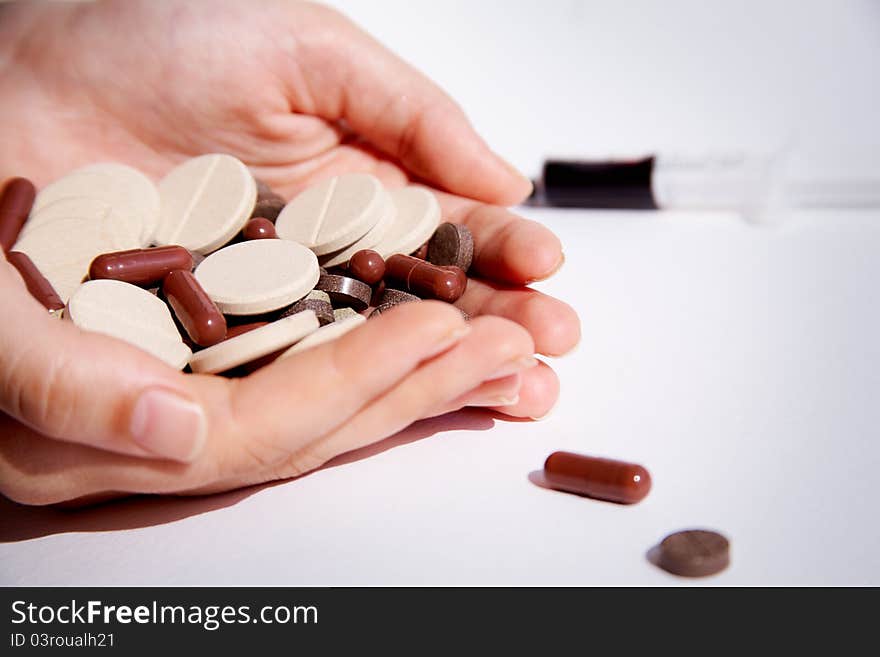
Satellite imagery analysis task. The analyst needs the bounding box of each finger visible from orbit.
[289,4,532,205]
[295,315,535,468]
[434,191,564,285]
[486,360,560,419]
[456,277,580,357]
[0,260,206,463]
[443,373,523,410]
[0,312,517,505]
[223,301,469,464]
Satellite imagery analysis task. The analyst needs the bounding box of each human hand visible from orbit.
[0,0,579,505]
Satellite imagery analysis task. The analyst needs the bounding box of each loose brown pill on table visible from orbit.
[348,249,385,285]
[385,254,467,303]
[315,273,372,311]
[655,529,730,578]
[88,246,194,286]
[7,250,64,314]
[542,451,651,504]
[163,269,227,346]
[242,217,278,240]
[427,222,474,272]
[0,177,37,252]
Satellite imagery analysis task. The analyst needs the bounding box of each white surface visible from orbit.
[1,0,879,585]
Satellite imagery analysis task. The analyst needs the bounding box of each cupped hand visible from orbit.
[0,0,579,505]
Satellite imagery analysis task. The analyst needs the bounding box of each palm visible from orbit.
[0,0,581,505]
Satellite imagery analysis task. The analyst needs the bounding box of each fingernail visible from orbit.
[427,324,471,358]
[487,355,538,381]
[130,387,207,463]
[527,252,565,284]
[470,394,520,408]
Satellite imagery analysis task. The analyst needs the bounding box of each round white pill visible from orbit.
[67,280,192,370]
[275,173,387,255]
[13,200,142,302]
[189,310,320,374]
[155,154,257,254]
[318,188,396,267]
[373,186,441,258]
[31,163,159,246]
[194,239,320,315]
[279,313,366,359]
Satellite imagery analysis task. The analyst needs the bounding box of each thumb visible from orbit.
[0,260,206,462]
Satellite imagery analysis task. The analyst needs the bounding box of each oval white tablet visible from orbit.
[279,313,366,359]
[189,310,320,374]
[13,200,142,302]
[66,280,192,370]
[373,186,441,258]
[275,173,386,255]
[318,188,396,267]
[194,239,320,315]
[154,154,257,254]
[31,163,159,246]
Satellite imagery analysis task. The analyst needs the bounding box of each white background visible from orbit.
[1,0,878,585]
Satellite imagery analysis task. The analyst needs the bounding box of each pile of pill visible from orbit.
[0,154,474,375]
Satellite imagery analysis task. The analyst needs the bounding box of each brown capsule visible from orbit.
[242,217,278,240]
[7,250,64,313]
[348,249,385,285]
[385,254,467,303]
[89,246,193,286]
[543,451,651,504]
[162,269,227,346]
[0,177,37,252]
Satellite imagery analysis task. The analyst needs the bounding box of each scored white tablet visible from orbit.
[155,154,257,254]
[275,173,387,255]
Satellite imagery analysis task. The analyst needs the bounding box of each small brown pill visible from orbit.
[0,177,37,252]
[427,222,474,272]
[242,217,278,240]
[162,269,227,346]
[385,254,467,303]
[543,451,651,504]
[348,249,385,285]
[656,529,730,578]
[89,246,193,286]
[315,273,372,311]
[7,250,64,313]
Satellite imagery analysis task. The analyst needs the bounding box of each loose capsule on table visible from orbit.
[384,254,467,303]
[89,246,194,286]
[543,451,652,504]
